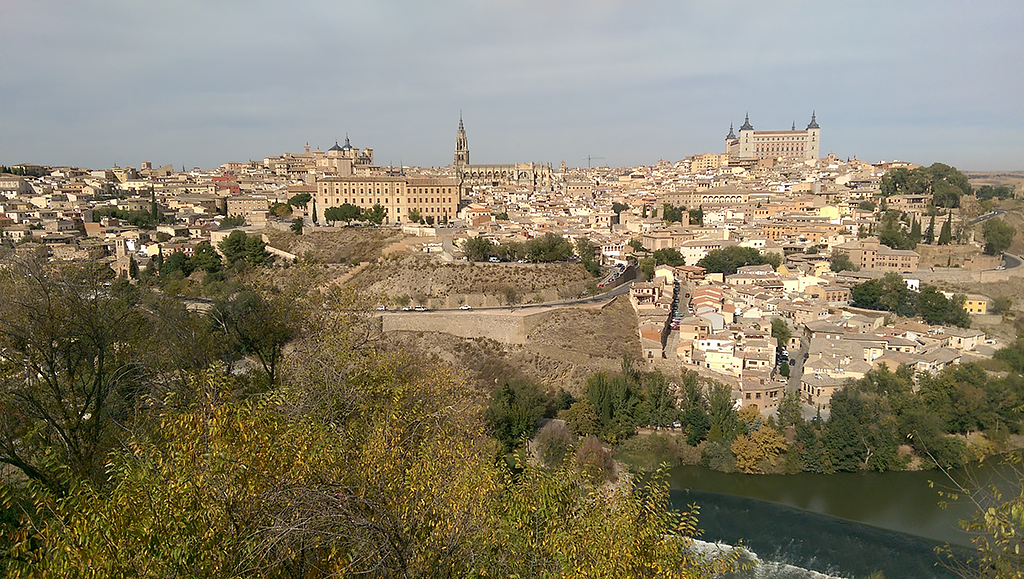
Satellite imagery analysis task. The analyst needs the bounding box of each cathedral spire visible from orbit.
[454,114,469,167]
[726,122,736,140]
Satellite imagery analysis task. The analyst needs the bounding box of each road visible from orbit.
[386,281,632,313]
[969,209,1004,225]
[1002,252,1022,270]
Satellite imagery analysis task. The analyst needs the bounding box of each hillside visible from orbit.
[384,295,641,394]
[262,226,404,264]
[349,255,595,307]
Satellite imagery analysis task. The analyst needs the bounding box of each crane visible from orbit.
[584,155,605,168]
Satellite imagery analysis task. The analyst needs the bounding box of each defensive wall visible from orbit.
[381,309,550,345]
[914,263,1024,284]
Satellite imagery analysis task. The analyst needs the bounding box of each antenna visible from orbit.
[584,155,605,168]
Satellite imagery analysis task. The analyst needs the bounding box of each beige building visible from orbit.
[725,112,821,162]
[833,238,919,272]
[690,153,729,173]
[451,116,553,190]
[315,176,459,225]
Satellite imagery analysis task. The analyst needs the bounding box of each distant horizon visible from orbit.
[3,1,1021,172]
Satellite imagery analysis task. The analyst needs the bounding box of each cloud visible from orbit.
[1,0,1021,170]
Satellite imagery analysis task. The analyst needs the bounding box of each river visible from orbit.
[668,461,1018,578]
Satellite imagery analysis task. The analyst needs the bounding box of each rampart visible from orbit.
[381,309,550,344]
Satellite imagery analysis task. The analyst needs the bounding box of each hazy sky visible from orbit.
[3,1,1022,171]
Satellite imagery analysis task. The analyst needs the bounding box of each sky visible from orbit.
[2,1,1022,171]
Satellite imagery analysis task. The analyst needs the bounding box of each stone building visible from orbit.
[833,238,919,272]
[451,115,553,190]
[315,175,459,225]
[725,112,821,162]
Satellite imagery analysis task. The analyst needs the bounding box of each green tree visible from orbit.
[408,208,423,223]
[688,207,704,226]
[991,296,1012,315]
[287,192,311,208]
[916,286,970,327]
[662,203,685,223]
[189,241,222,274]
[575,237,601,277]
[777,389,802,429]
[329,202,362,224]
[363,203,387,225]
[485,380,548,453]
[463,236,494,261]
[210,290,297,385]
[639,256,656,281]
[526,232,573,262]
[218,229,249,265]
[0,258,151,494]
[269,202,292,217]
[925,213,936,244]
[290,217,303,235]
[161,250,194,277]
[611,201,629,215]
[771,317,792,349]
[983,218,1016,256]
[829,250,859,272]
[780,361,791,378]
[628,239,646,252]
[697,246,780,275]
[939,213,953,245]
[851,273,917,317]
[652,247,685,266]
[585,372,640,444]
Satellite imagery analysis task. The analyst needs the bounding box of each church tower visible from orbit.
[454,114,469,167]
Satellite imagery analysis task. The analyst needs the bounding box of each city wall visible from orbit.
[381,309,550,345]
[914,264,1024,285]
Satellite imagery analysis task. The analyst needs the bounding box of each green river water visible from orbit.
[666,461,1017,577]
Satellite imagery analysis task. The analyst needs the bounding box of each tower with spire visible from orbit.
[454,113,469,168]
[725,111,821,162]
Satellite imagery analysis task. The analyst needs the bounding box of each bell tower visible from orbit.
[454,113,469,168]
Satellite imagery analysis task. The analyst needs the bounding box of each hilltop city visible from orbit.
[1,112,1019,420]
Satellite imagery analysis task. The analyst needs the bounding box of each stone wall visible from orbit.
[381,310,550,345]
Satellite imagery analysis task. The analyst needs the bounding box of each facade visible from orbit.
[451,116,554,190]
[833,238,919,272]
[725,112,821,162]
[314,176,459,225]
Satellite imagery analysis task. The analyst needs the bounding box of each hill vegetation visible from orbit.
[0,253,743,578]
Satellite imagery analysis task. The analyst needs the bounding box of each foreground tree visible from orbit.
[210,290,298,386]
[0,257,152,494]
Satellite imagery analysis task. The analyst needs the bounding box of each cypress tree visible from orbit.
[910,215,922,243]
[925,214,936,244]
[938,212,953,245]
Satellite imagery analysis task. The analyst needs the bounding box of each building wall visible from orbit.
[315,176,459,225]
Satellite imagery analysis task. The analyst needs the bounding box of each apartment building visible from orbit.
[315,175,459,225]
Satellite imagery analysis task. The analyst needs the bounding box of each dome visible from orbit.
[328,141,343,152]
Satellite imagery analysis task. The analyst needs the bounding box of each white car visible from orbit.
[459,304,472,310]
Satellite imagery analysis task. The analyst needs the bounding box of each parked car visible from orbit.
[459,304,472,310]
[414,306,428,312]
[402,306,413,311]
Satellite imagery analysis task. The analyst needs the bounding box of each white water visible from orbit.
[690,539,849,579]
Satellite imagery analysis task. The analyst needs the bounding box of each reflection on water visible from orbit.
[666,462,1017,577]
[669,462,1016,545]
[678,490,970,579]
